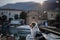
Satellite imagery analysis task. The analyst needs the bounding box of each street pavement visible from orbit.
[42,33,60,40]
[39,26,60,35]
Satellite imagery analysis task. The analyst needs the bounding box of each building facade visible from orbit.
[26,10,39,24]
[47,10,59,20]
[0,9,22,20]
[0,9,40,24]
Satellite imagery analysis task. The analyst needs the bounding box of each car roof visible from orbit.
[17,25,30,29]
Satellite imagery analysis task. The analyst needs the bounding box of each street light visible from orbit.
[38,2,44,20]
[56,0,59,3]
[56,0,59,10]
[44,11,47,14]
[43,11,47,20]
[38,16,41,20]
[56,0,60,13]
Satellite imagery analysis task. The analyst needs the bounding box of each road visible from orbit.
[39,26,60,40]
[42,33,60,40]
[39,26,60,35]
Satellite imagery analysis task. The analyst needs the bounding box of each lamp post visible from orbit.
[55,0,60,28]
[43,11,47,20]
[56,0,59,13]
[38,2,44,19]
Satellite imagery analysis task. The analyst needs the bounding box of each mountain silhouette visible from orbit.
[0,2,41,11]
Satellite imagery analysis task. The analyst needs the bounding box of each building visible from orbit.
[0,9,22,20]
[47,10,59,20]
[26,10,39,24]
[0,2,41,24]
[42,0,59,26]
[0,1,59,25]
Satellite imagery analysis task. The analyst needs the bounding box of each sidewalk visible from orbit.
[39,26,60,35]
[42,33,60,40]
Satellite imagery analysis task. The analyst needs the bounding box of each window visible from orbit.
[1,12,3,15]
[51,14,53,17]
[9,12,11,15]
[5,11,8,13]
[32,17,35,19]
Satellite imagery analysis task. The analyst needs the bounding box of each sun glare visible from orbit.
[32,0,47,5]
[40,1,44,5]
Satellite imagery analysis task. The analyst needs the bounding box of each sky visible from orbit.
[0,0,47,7]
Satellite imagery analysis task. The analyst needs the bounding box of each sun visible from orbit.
[39,0,48,5]
[40,1,44,5]
[33,0,47,5]
[35,1,44,5]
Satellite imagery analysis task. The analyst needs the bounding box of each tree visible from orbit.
[20,11,27,24]
[2,15,7,21]
[14,14,19,19]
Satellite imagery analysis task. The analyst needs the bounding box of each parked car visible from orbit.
[10,20,24,27]
[17,25,31,36]
[10,25,31,40]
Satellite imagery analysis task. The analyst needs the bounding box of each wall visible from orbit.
[47,10,59,20]
[27,11,38,24]
[0,9,22,20]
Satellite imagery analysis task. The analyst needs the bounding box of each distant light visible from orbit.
[44,11,47,13]
[56,1,59,3]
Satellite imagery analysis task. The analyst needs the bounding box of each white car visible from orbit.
[17,25,31,36]
[10,20,22,27]
[10,25,31,36]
